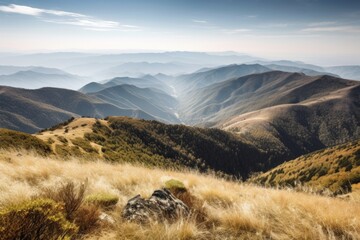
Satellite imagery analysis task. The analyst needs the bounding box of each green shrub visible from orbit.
[71,137,97,153]
[47,138,55,144]
[0,198,78,240]
[57,136,68,144]
[85,193,119,209]
[164,179,187,193]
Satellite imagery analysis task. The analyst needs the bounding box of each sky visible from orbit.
[0,0,360,65]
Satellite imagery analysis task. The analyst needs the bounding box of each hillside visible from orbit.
[179,71,359,124]
[0,149,359,239]
[0,86,155,133]
[80,75,172,94]
[219,83,360,162]
[252,140,360,195]
[35,117,267,179]
[88,85,179,123]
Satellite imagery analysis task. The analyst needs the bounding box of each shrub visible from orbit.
[85,193,119,209]
[74,204,101,235]
[0,198,78,240]
[164,179,187,193]
[41,181,87,220]
[57,136,68,144]
[47,138,55,144]
[71,138,97,153]
[164,179,207,223]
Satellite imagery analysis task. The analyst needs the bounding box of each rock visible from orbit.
[122,188,189,223]
[99,212,115,224]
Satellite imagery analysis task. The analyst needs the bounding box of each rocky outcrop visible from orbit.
[122,189,189,223]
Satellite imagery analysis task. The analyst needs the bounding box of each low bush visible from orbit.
[85,193,119,209]
[74,204,101,235]
[71,138,97,153]
[164,179,207,223]
[164,179,187,193]
[0,198,78,240]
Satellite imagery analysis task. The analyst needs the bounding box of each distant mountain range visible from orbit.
[251,60,360,80]
[0,54,359,178]
[0,66,90,89]
[175,64,272,92]
[93,62,204,79]
[80,75,171,94]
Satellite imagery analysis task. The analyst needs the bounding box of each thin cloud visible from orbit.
[302,26,360,33]
[192,19,207,24]
[223,28,252,34]
[308,21,337,27]
[0,4,139,31]
[0,4,85,17]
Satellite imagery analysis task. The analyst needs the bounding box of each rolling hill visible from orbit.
[179,71,359,124]
[88,85,179,123]
[0,86,156,133]
[251,139,360,195]
[177,71,360,165]
[79,75,171,94]
[34,116,268,179]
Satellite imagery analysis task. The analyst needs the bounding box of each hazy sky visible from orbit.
[0,0,360,65]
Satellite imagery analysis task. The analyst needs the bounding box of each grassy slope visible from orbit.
[0,128,52,156]
[36,117,267,179]
[252,139,360,194]
[0,150,359,239]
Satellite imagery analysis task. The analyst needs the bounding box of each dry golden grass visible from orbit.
[0,150,359,239]
[35,118,106,155]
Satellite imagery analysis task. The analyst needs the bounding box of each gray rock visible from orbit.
[122,188,189,223]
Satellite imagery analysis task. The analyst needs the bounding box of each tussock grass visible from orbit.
[0,150,359,239]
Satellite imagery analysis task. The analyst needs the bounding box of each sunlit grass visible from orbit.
[0,150,359,239]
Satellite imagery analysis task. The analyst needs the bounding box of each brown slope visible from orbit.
[179,72,359,125]
[220,84,360,166]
